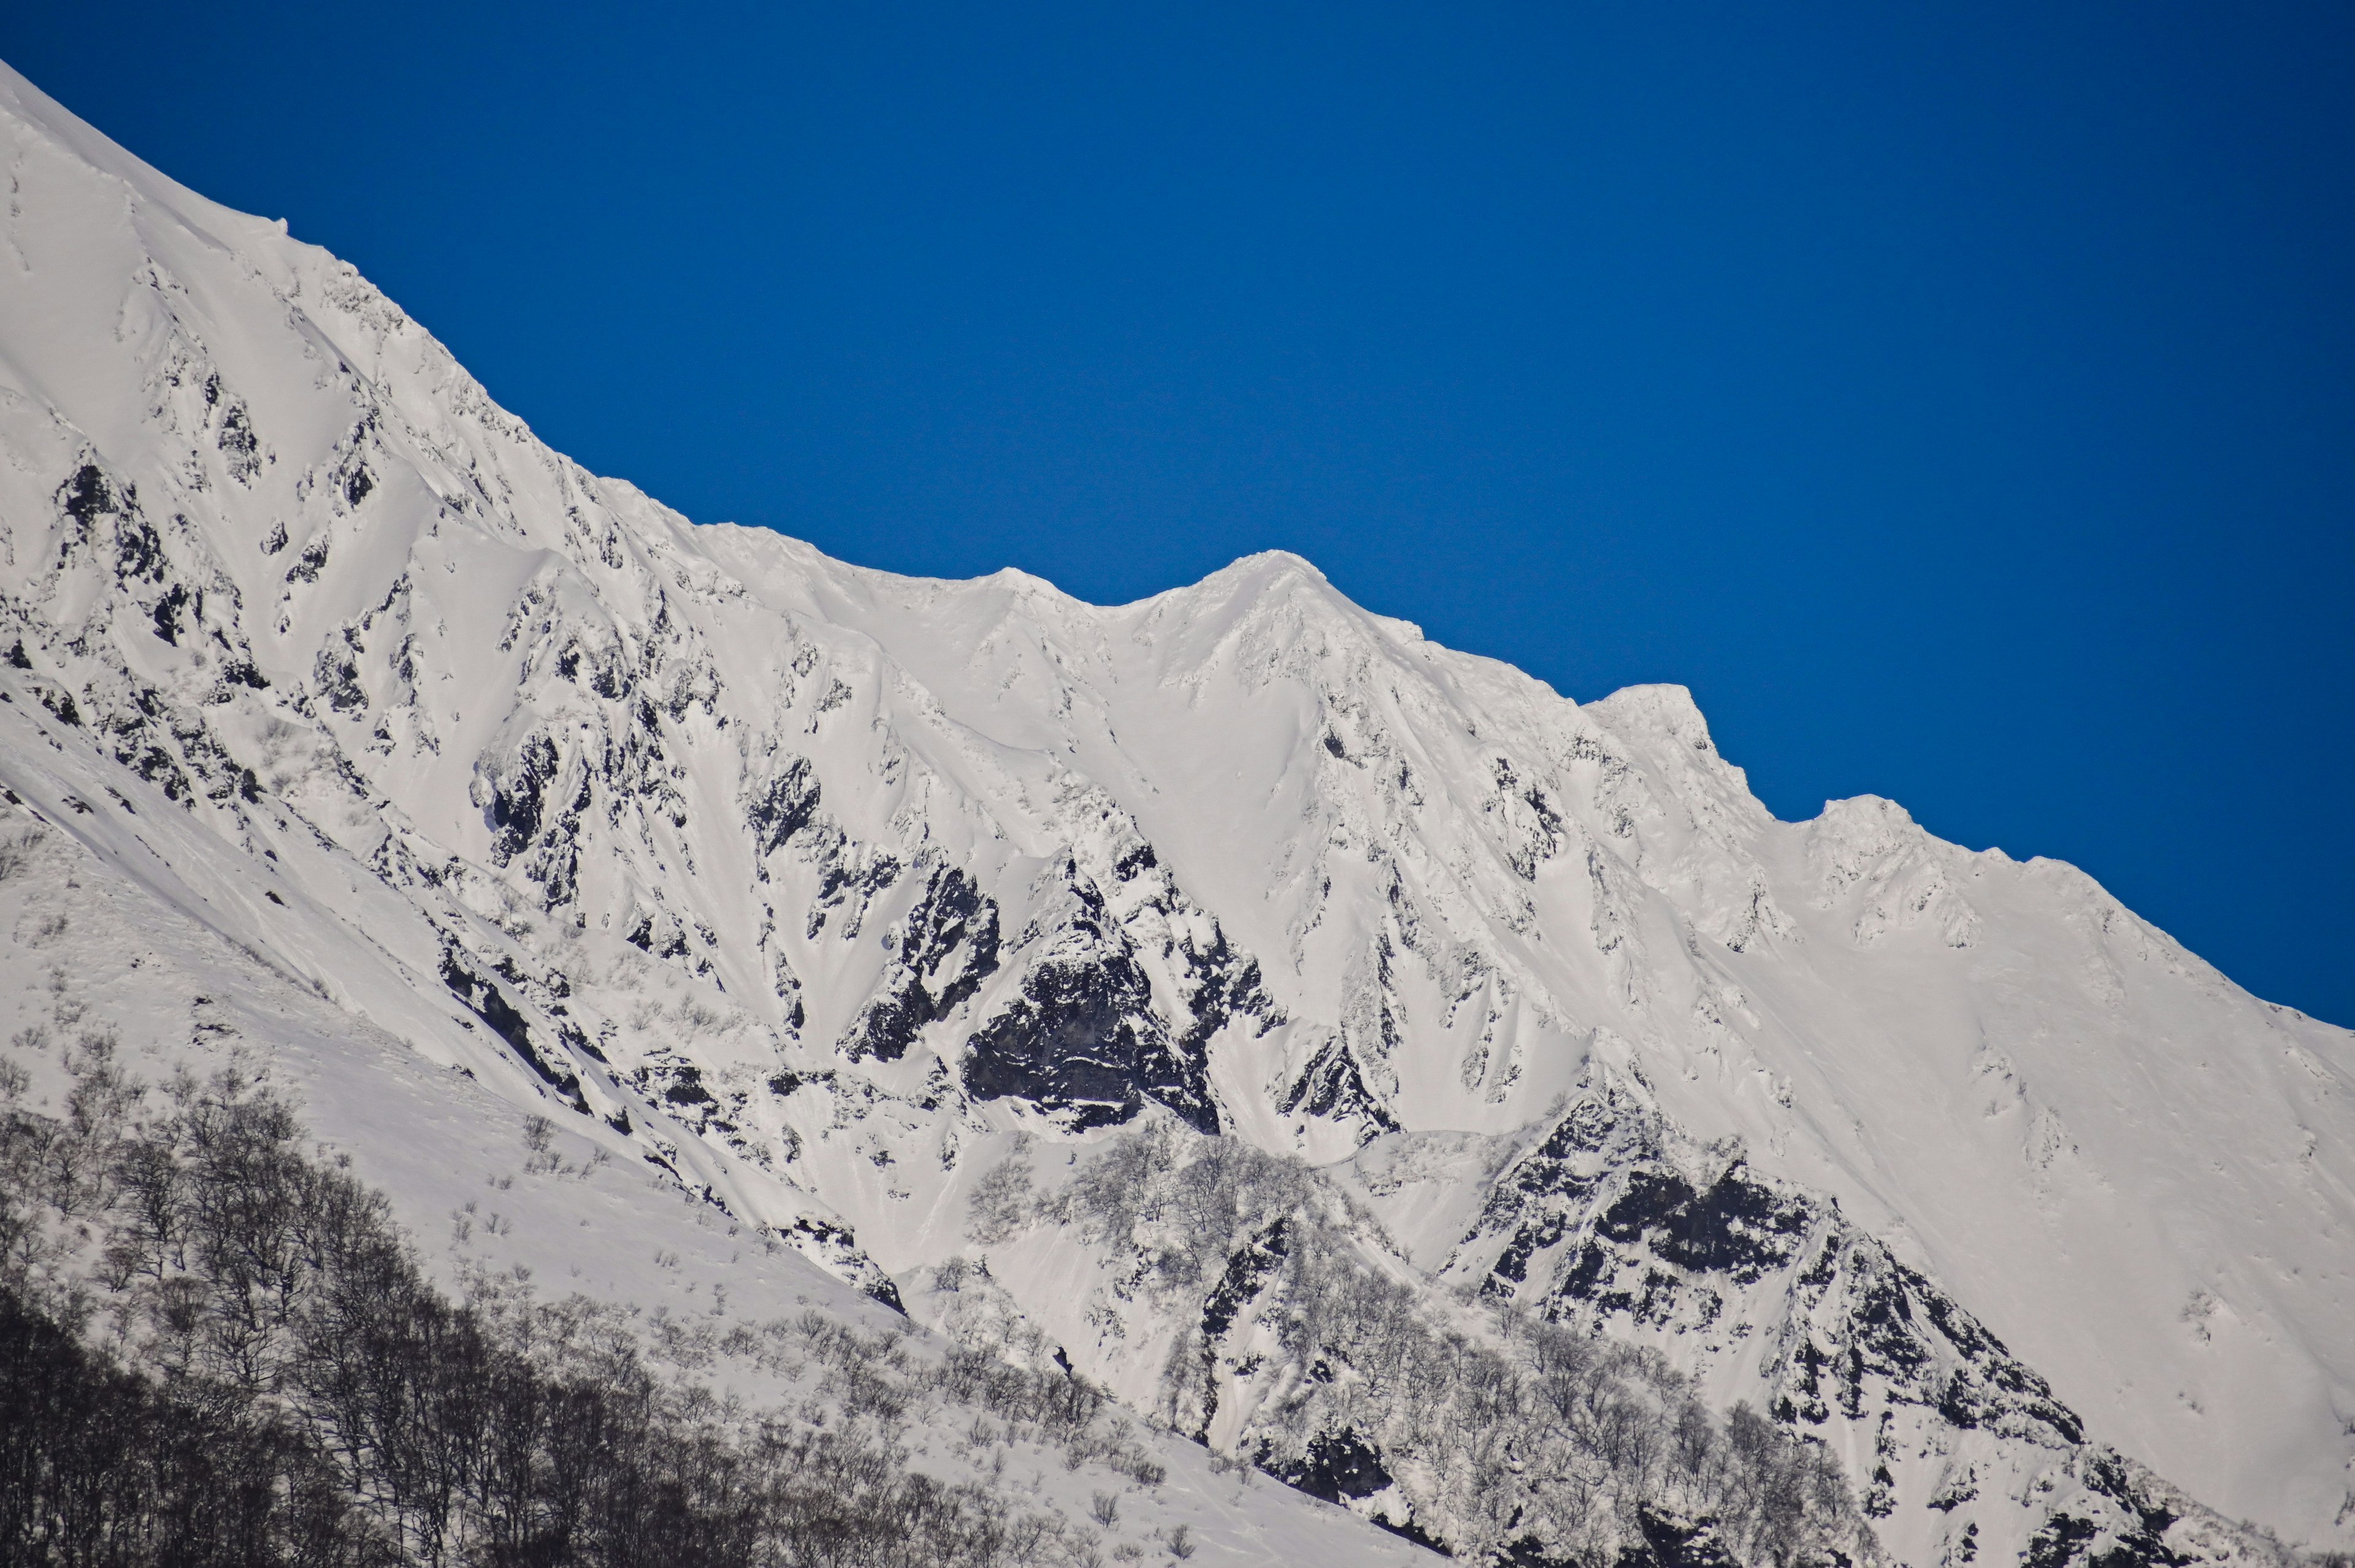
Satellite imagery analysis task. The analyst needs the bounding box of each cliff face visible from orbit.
[1,57,2349,1565]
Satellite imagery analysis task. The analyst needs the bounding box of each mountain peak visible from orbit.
[2,55,2349,1566]
[1586,681,1716,751]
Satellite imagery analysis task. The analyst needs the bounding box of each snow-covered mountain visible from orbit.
[1,55,2349,1566]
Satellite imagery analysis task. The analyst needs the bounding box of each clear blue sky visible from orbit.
[12,4,2352,1025]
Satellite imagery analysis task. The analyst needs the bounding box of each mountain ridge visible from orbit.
[1,54,2350,1566]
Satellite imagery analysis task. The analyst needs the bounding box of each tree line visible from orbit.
[0,1034,1129,1568]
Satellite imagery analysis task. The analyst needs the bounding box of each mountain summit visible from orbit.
[1,58,2349,1566]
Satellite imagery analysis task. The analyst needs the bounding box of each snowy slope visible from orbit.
[0,769,1439,1568]
[1,53,2349,1565]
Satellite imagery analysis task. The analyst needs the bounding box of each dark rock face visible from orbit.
[313,635,368,716]
[56,461,132,545]
[1472,1083,1814,1329]
[1170,925,1277,1071]
[439,946,587,1113]
[624,909,689,959]
[780,1214,906,1314]
[805,830,902,939]
[746,754,819,857]
[1492,754,1568,881]
[963,940,1206,1131]
[1470,1076,1656,1301]
[1184,1215,1295,1440]
[1593,1165,1812,1286]
[1258,1428,1392,1504]
[215,396,262,484]
[1450,1071,2200,1558]
[2028,1451,2186,1568]
[1201,1217,1290,1342]
[842,866,1001,1063]
[958,855,1250,1134]
[486,735,561,862]
[479,730,594,909]
[286,534,329,584]
[1277,1035,1399,1141]
[150,581,189,644]
[1774,1240,2085,1452]
[1474,1089,2085,1446]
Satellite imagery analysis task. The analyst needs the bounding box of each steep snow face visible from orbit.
[0,791,1447,1568]
[1,55,2351,1564]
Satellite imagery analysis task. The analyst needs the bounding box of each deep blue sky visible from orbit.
[12,5,2352,1024]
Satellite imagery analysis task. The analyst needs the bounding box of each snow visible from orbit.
[1,50,2351,1562]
